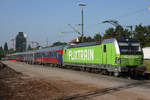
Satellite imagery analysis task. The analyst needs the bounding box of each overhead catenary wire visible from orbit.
[43,6,149,46]
[85,7,148,30]
[115,8,148,20]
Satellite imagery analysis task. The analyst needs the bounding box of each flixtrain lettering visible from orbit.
[68,49,94,61]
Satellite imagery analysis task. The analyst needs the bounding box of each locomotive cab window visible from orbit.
[118,41,142,54]
[104,45,106,52]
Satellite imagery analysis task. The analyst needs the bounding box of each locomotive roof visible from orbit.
[65,42,101,48]
[102,38,139,44]
[65,38,140,49]
[116,38,139,42]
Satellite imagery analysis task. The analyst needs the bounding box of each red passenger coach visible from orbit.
[34,46,64,65]
[7,52,24,61]
[6,45,64,66]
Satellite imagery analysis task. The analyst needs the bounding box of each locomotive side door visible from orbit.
[102,44,107,64]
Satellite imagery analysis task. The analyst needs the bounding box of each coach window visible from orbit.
[48,52,51,57]
[104,45,106,52]
[37,53,39,57]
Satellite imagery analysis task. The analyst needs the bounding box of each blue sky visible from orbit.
[0,0,150,48]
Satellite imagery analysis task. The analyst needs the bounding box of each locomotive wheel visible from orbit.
[88,68,92,72]
[109,72,113,76]
[81,67,85,71]
[101,69,108,75]
[113,72,120,77]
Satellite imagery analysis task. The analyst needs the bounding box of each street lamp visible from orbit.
[78,3,87,42]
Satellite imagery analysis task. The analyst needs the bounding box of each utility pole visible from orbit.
[78,3,87,42]
[81,8,84,38]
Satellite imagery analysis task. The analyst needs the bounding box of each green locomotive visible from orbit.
[63,38,144,76]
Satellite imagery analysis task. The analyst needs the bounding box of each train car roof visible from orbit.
[7,50,36,56]
[7,45,65,56]
[36,45,64,53]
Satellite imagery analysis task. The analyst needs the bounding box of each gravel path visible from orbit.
[1,61,150,100]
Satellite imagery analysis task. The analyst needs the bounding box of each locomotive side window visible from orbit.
[104,45,106,52]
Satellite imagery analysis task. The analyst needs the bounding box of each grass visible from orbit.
[143,60,150,73]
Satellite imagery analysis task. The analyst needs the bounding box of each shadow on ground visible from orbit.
[57,81,150,100]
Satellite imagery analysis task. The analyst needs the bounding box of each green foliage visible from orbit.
[101,24,150,47]
[15,32,27,52]
[86,36,93,42]
[93,33,102,42]
[52,41,67,46]
[8,48,15,54]
[104,26,131,39]
[27,44,33,51]
[4,42,8,51]
[82,36,94,42]
[134,24,150,47]
[0,47,4,59]
[145,26,150,47]
[134,24,146,47]
[36,24,150,48]
[104,27,116,39]
[79,33,102,43]
[60,24,150,47]
[4,42,8,55]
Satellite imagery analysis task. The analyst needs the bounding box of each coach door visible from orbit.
[103,44,107,64]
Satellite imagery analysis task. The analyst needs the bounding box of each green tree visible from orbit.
[94,33,102,42]
[52,41,67,46]
[9,48,15,54]
[15,32,27,52]
[27,44,33,51]
[115,26,124,37]
[4,42,8,55]
[103,27,116,39]
[0,46,4,59]
[82,36,88,42]
[80,36,95,43]
[115,26,131,38]
[103,26,131,39]
[134,24,147,47]
[144,25,150,47]
[86,36,94,42]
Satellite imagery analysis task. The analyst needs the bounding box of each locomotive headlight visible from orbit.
[115,57,121,64]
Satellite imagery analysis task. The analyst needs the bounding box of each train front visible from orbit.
[115,38,145,74]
